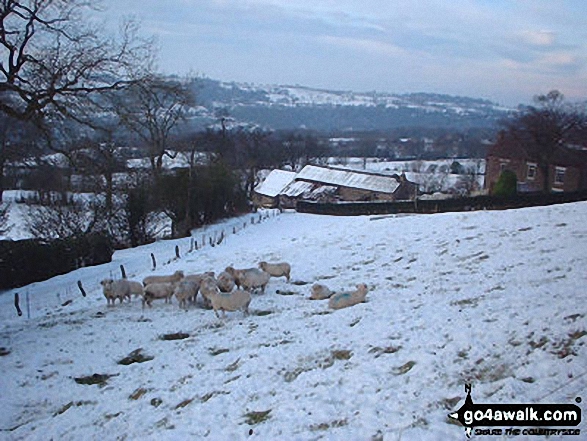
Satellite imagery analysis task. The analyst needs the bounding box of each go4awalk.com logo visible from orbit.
[448,384,582,437]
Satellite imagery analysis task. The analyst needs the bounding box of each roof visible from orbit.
[280,181,315,197]
[254,170,297,197]
[295,165,400,193]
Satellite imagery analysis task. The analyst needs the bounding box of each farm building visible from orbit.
[252,169,297,208]
[254,165,418,209]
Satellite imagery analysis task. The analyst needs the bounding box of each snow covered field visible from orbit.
[1,203,586,440]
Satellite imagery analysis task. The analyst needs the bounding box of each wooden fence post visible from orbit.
[151,253,157,271]
[175,245,180,259]
[14,293,22,317]
[120,265,127,279]
[77,280,87,297]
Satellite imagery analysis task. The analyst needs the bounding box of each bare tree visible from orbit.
[500,90,587,193]
[0,0,153,124]
[111,76,195,179]
[0,201,11,235]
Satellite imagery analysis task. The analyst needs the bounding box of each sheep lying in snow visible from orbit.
[101,279,141,305]
[310,283,333,300]
[142,270,184,287]
[328,283,368,310]
[216,271,235,293]
[173,280,199,310]
[226,267,270,293]
[206,288,251,318]
[142,282,176,308]
[259,261,291,282]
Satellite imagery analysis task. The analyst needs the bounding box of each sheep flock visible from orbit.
[100,261,367,318]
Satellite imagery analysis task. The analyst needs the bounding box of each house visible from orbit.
[261,165,418,208]
[485,139,587,193]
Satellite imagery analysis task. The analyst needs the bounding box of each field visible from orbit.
[1,202,586,440]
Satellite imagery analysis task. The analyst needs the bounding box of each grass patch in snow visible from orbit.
[252,310,273,316]
[160,332,190,341]
[0,347,10,356]
[369,345,401,358]
[275,289,297,296]
[118,348,154,365]
[174,398,194,410]
[200,391,230,403]
[392,361,416,375]
[284,349,353,382]
[129,388,149,400]
[291,280,311,285]
[209,347,230,356]
[225,358,240,372]
[53,400,95,416]
[309,418,348,431]
[74,373,114,387]
[243,409,271,425]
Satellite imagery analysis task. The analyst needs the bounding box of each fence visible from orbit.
[296,190,587,216]
[3,209,281,320]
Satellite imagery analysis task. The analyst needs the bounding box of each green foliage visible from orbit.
[492,170,517,197]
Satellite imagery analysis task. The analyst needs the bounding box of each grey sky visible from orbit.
[104,0,587,106]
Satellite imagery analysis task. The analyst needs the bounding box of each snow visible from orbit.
[254,170,297,198]
[1,203,586,440]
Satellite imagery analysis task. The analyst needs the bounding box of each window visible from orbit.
[499,162,509,173]
[526,163,537,180]
[554,167,565,186]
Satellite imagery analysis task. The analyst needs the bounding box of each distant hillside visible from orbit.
[187,78,513,132]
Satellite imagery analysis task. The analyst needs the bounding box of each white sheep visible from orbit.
[142,282,176,308]
[259,261,291,282]
[328,283,368,310]
[100,279,133,305]
[198,276,218,308]
[216,271,235,293]
[225,267,270,293]
[142,270,184,287]
[173,280,199,310]
[206,288,251,318]
[310,283,334,300]
[127,280,144,299]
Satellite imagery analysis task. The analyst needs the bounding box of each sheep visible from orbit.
[328,283,368,310]
[216,271,235,293]
[173,280,199,310]
[206,288,251,318]
[259,261,291,282]
[225,267,270,293]
[127,280,144,299]
[142,270,184,287]
[100,279,134,305]
[198,276,218,308]
[142,282,176,308]
[310,283,334,300]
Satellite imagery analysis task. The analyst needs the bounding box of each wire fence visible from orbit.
[3,209,281,321]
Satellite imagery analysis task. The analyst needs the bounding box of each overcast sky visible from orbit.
[104,0,587,106]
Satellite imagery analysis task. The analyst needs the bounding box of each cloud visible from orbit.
[319,36,406,58]
[520,30,556,47]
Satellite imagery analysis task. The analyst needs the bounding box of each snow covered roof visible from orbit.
[280,180,315,197]
[295,165,399,194]
[254,169,297,197]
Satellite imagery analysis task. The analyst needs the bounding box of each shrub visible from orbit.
[492,170,517,197]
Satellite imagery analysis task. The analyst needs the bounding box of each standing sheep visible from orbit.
[100,279,134,305]
[142,282,176,308]
[198,276,219,308]
[225,267,270,293]
[216,271,235,293]
[143,270,184,287]
[173,280,199,310]
[259,261,291,282]
[206,289,251,318]
[328,283,368,310]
